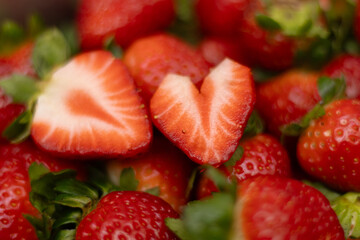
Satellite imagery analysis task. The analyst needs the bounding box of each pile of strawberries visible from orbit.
[1,0,360,239]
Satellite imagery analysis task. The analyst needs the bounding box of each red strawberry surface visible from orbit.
[298,99,360,192]
[77,0,175,50]
[123,34,210,101]
[31,50,152,158]
[107,132,196,212]
[197,134,292,199]
[0,42,36,79]
[0,140,80,240]
[75,191,179,240]
[198,37,253,67]
[256,70,321,135]
[150,58,255,166]
[323,54,360,99]
[234,176,344,239]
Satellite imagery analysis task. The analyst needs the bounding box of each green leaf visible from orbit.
[32,28,70,78]
[52,209,82,229]
[251,68,279,83]
[185,168,198,199]
[59,23,79,56]
[0,20,25,45]
[255,14,282,31]
[317,76,346,104]
[119,167,139,191]
[53,194,92,209]
[224,146,244,167]
[104,36,123,58]
[0,74,39,103]
[53,229,76,240]
[332,192,360,238]
[27,14,45,38]
[204,166,236,196]
[166,218,191,240]
[182,193,235,240]
[243,110,265,138]
[2,109,33,143]
[28,163,51,182]
[303,180,341,202]
[87,167,117,198]
[55,179,99,200]
[145,187,161,196]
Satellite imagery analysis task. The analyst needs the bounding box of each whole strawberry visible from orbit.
[76,191,179,240]
[0,140,81,240]
[123,34,209,101]
[77,0,175,49]
[298,99,360,192]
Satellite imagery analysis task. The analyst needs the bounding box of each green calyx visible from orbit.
[281,76,346,137]
[256,0,328,38]
[167,166,237,240]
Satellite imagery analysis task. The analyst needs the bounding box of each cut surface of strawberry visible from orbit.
[31,50,152,158]
[150,59,255,166]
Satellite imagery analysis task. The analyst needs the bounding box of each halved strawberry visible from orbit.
[150,59,255,166]
[31,50,152,158]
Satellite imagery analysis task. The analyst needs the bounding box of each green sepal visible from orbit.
[303,180,341,202]
[332,192,360,238]
[252,68,279,83]
[204,166,236,197]
[185,168,199,199]
[53,194,92,209]
[59,23,80,56]
[104,36,123,58]
[87,167,117,198]
[23,214,47,240]
[52,208,82,229]
[0,74,39,103]
[255,14,282,31]
[317,76,346,105]
[32,28,70,78]
[29,163,51,182]
[27,14,45,39]
[54,178,99,200]
[119,167,139,191]
[224,145,244,167]
[2,109,33,143]
[0,20,25,53]
[53,229,76,240]
[145,187,161,196]
[242,110,265,138]
[168,193,235,240]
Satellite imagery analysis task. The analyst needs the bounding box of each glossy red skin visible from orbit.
[237,0,295,70]
[107,132,196,212]
[198,37,253,67]
[77,0,175,50]
[323,54,360,99]
[298,99,360,192]
[236,176,345,240]
[76,191,179,240]
[195,0,248,36]
[0,140,81,240]
[123,34,210,101]
[256,70,321,136]
[196,134,292,199]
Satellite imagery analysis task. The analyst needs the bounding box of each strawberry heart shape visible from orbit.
[150,59,255,165]
[32,51,152,158]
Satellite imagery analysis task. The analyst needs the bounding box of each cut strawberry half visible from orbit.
[31,51,152,158]
[150,59,255,166]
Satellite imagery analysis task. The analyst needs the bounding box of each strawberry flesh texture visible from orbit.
[0,140,81,240]
[298,99,360,192]
[256,70,321,136]
[323,54,360,99]
[235,176,345,240]
[76,191,179,240]
[31,51,152,159]
[77,0,175,50]
[123,34,210,101]
[107,132,196,213]
[151,59,255,166]
[197,134,292,199]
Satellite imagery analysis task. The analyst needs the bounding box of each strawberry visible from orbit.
[197,134,292,199]
[323,54,360,99]
[0,140,81,240]
[76,191,179,240]
[107,132,196,212]
[234,176,344,239]
[197,37,253,67]
[150,58,255,166]
[77,0,175,50]
[297,99,360,192]
[31,50,152,158]
[123,34,210,101]
[256,70,321,136]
